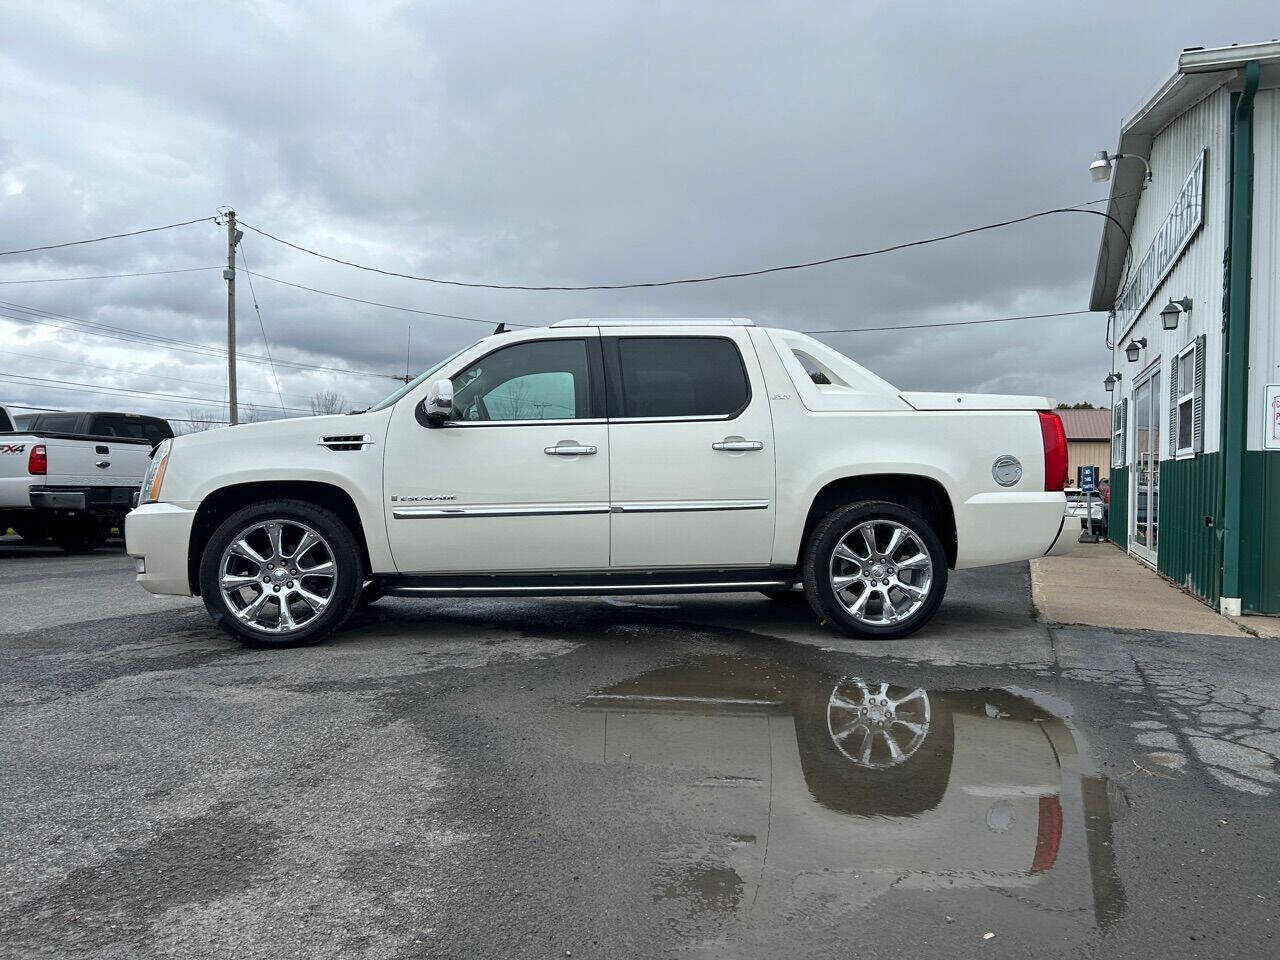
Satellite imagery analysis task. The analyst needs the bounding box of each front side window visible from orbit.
[451,339,592,422]
[612,336,750,418]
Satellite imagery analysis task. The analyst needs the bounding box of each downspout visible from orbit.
[1219,59,1260,616]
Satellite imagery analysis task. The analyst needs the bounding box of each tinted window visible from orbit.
[451,339,593,421]
[88,415,173,445]
[35,413,81,433]
[614,337,749,418]
[0,408,12,432]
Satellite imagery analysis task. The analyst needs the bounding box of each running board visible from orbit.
[379,567,794,598]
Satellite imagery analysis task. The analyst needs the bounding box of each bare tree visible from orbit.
[171,407,225,435]
[310,390,349,416]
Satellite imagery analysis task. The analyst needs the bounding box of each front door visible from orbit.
[1130,366,1161,565]
[603,330,776,568]
[383,332,610,574]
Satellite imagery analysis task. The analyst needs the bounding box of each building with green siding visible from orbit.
[1089,41,1280,617]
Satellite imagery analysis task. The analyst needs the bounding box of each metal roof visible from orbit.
[1089,40,1280,312]
[1057,408,1112,441]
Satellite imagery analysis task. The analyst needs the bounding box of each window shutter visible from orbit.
[1114,398,1128,467]
[1169,353,1179,456]
[1193,333,1206,453]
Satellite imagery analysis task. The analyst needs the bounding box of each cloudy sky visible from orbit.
[1,1,1276,425]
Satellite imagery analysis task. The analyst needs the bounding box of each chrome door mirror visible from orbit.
[420,379,453,425]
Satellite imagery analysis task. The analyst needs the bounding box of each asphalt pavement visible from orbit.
[1,538,1277,959]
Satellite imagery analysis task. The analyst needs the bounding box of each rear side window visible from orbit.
[0,408,12,432]
[35,413,80,433]
[88,415,173,445]
[612,337,750,419]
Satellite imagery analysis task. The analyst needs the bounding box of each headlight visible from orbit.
[140,439,172,504]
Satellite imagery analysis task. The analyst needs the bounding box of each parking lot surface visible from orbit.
[2,539,1278,959]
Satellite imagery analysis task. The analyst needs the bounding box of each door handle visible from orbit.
[95,460,111,469]
[712,438,764,452]
[544,442,597,456]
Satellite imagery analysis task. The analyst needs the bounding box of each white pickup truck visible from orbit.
[1,408,173,551]
[125,319,1071,646]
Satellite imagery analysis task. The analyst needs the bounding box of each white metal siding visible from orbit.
[1249,88,1280,451]
[1112,86,1230,458]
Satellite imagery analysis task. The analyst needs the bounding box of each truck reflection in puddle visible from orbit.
[560,653,1125,940]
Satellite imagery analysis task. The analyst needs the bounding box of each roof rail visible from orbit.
[550,317,755,327]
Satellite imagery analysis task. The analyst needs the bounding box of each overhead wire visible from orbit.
[0,266,223,284]
[238,243,288,413]
[802,309,1094,336]
[238,204,1132,292]
[0,217,216,258]
[0,372,311,415]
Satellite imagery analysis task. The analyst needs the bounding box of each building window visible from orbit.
[1170,335,1206,457]
[1111,398,1127,468]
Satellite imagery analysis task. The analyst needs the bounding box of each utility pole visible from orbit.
[223,210,243,424]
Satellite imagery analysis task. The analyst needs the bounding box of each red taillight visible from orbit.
[27,444,46,476]
[1038,411,1068,492]
[1031,794,1063,873]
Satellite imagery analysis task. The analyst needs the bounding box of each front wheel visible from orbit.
[199,499,363,647]
[802,500,948,640]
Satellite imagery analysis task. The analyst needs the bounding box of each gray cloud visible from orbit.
[2,0,1277,421]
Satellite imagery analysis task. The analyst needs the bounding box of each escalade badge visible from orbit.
[391,494,457,502]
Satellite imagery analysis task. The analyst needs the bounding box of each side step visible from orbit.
[378,566,795,598]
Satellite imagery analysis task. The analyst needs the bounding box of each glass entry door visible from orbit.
[1130,368,1161,565]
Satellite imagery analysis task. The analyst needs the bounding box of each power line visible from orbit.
[0,348,314,405]
[0,266,222,284]
[802,309,1094,336]
[0,299,400,380]
[0,400,230,425]
[239,204,1131,292]
[238,244,288,413]
[0,217,215,258]
[0,372,312,415]
[244,270,524,327]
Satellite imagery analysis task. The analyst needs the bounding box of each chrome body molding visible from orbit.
[611,499,769,513]
[383,579,789,597]
[392,499,770,519]
[392,502,610,520]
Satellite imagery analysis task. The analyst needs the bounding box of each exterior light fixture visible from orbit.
[1125,338,1147,362]
[1090,150,1153,184]
[1104,373,1118,393]
[1160,296,1193,330]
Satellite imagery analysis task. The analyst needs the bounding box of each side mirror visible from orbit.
[420,379,453,425]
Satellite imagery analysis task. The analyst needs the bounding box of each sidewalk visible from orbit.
[1029,535,1262,637]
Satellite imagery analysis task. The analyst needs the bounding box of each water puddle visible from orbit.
[560,651,1126,943]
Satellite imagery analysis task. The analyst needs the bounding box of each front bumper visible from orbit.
[125,502,197,596]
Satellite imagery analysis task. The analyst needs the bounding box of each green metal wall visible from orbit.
[1107,467,1128,550]
[1157,454,1222,605]
[1240,451,1280,614]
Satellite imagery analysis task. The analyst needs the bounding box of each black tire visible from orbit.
[198,499,364,648]
[52,513,107,553]
[759,587,809,605]
[802,500,948,640]
[11,517,52,545]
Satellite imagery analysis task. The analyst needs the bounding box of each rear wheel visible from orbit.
[199,499,363,647]
[802,500,948,640]
[11,516,52,545]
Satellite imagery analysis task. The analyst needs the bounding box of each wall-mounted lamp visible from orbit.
[1125,338,1147,362]
[1104,373,1120,393]
[1160,296,1193,330]
[1090,150,1153,185]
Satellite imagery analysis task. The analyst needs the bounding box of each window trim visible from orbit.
[602,334,753,423]
[1173,340,1198,459]
[427,337,608,428]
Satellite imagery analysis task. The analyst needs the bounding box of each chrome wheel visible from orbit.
[218,519,336,635]
[828,519,933,626]
[826,678,931,768]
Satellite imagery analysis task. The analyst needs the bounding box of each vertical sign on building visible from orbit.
[1266,385,1280,450]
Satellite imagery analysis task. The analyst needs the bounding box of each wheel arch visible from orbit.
[799,474,957,569]
[187,480,372,595]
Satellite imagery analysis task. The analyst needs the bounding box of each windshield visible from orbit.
[367,343,477,412]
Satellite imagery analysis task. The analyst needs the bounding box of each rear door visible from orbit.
[604,329,776,568]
